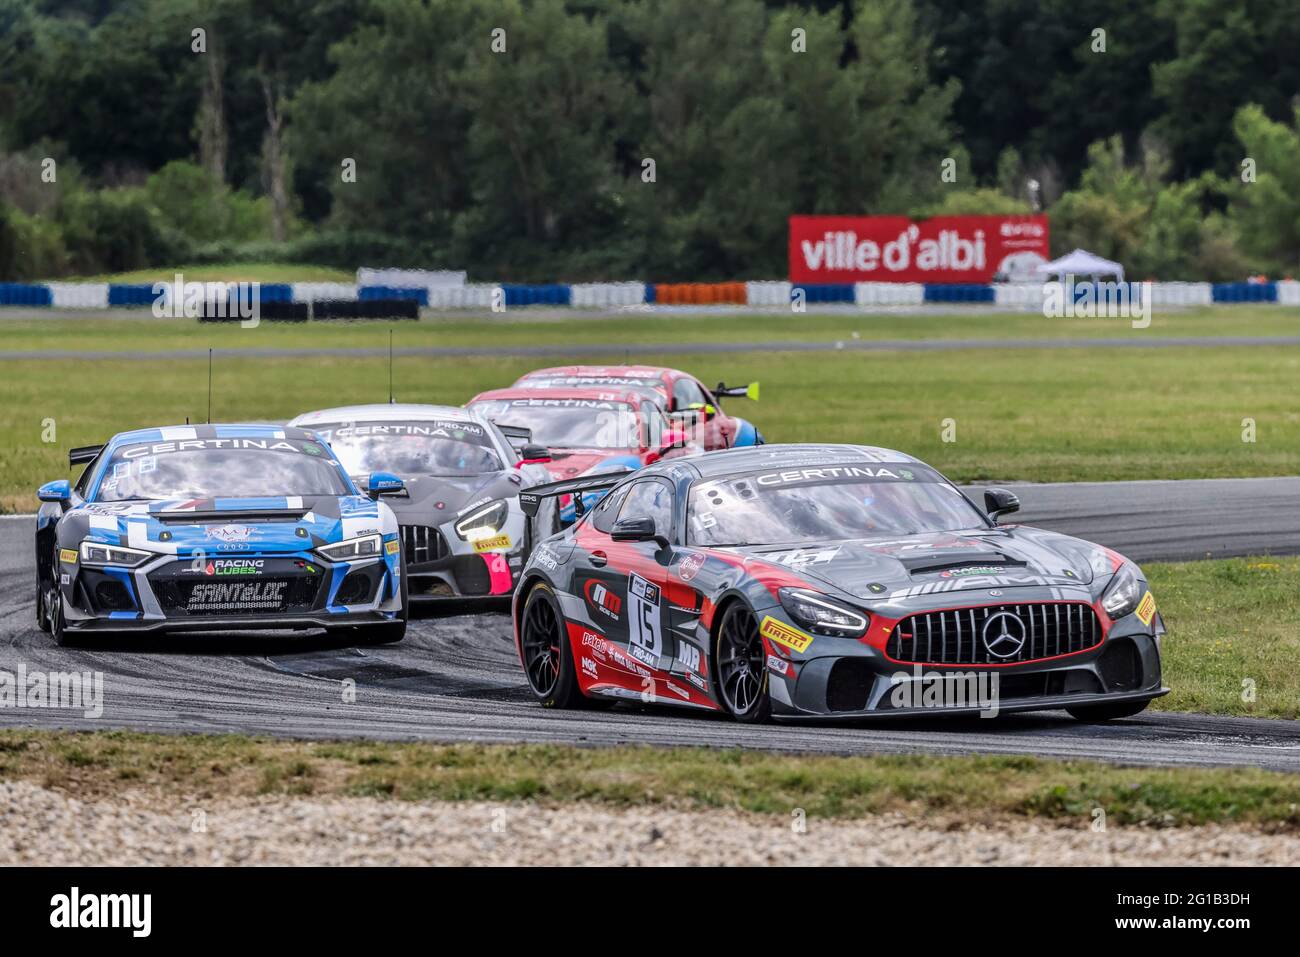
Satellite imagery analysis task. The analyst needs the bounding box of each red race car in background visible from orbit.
[511,364,764,450]
[466,386,695,481]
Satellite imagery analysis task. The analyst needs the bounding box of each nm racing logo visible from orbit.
[583,580,622,621]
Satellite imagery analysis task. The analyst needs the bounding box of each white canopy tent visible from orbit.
[1036,248,1124,283]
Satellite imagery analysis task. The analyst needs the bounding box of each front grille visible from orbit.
[400,525,451,565]
[152,577,321,618]
[887,602,1101,665]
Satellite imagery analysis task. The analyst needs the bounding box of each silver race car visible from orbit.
[289,404,552,601]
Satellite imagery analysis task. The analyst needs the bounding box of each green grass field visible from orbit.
[2,342,1297,510]
[58,263,356,284]
[1147,557,1300,718]
[2,730,1297,828]
[1,304,1299,354]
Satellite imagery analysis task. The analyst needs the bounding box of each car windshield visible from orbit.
[305,420,503,476]
[95,438,352,501]
[470,398,643,449]
[686,463,986,546]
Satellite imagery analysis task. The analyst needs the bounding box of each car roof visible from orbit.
[289,403,477,425]
[639,443,924,481]
[469,386,654,409]
[107,423,322,451]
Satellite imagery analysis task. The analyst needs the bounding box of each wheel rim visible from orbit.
[521,594,562,696]
[717,605,765,715]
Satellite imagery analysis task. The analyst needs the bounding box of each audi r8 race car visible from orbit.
[512,444,1168,723]
[511,364,764,449]
[34,424,408,645]
[288,404,551,600]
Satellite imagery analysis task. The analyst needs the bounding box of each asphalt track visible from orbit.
[7,334,1300,363]
[2,475,1298,770]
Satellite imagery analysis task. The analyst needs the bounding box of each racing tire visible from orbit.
[714,601,771,723]
[48,582,74,648]
[519,583,583,709]
[1066,699,1150,723]
[353,550,408,645]
[36,572,51,634]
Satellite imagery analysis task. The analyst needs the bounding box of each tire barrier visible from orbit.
[855,282,924,306]
[924,283,995,303]
[358,284,429,306]
[652,282,748,305]
[1212,281,1278,303]
[569,282,647,308]
[0,283,54,306]
[502,284,571,307]
[792,283,855,304]
[2,279,1292,311]
[313,298,419,320]
[745,281,793,307]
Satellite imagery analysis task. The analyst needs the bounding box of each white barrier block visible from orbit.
[1275,281,1300,306]
[570,282,646,308]
[427,283,498,308]
[291,282,358,302]
[47,283,109,309]
[854,282,924,306]
[744,281,791,307]
[357,268,465,287]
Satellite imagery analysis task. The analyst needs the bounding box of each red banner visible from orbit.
[789,214,1050,284]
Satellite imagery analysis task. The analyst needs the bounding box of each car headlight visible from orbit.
[1101,562,1143,618]
[79,540,151,568]
[317,534,382,561]
[778,587,869,637]
[455,500,509,541]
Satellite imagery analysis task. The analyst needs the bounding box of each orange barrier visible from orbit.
[653,282,747,305]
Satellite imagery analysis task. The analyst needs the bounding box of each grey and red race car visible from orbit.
[510,364,763,449]
[512,444,1168,723]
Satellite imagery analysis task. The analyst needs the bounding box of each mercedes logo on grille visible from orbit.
[982,610,1027,659]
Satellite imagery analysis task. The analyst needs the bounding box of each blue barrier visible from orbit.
[1212,281,1277,303]
[501,284,571,307]
[793,283,855,303]
[924,284,995,303]
[107,283,160,307]
[255,283,294,303]
[644,283,657,304]
[358,285,429,306]
[0,283,53,306]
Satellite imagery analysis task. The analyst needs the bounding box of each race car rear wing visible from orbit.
[69,445,104,467]
[518,470,633,518]
[714,381,759,401]
[494,423,533,452]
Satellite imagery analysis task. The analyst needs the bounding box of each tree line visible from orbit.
[1,0,1297,281]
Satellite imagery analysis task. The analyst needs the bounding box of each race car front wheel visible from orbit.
[520,583,583,709]
[715,602,771,723]
[350,550,408,645]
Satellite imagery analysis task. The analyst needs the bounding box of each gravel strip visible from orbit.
[2,782,1297,865]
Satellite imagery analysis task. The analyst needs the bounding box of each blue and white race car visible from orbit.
[34,424,409,645]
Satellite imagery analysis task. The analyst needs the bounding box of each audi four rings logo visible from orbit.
[981,610,1027,659]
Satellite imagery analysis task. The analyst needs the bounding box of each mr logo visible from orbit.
[50,887,151,937]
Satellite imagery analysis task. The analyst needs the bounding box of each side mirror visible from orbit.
[367,471,406,498]
[610,516,670,549]
[645,428,691,465]
[519,444,551,464]
[984,488,1020,524]
[37,479,71,504]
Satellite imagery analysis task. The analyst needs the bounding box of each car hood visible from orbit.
[737,526,1112,603]
[539,448,639,481]
[377,471,523,524]
[67,495,386,555]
